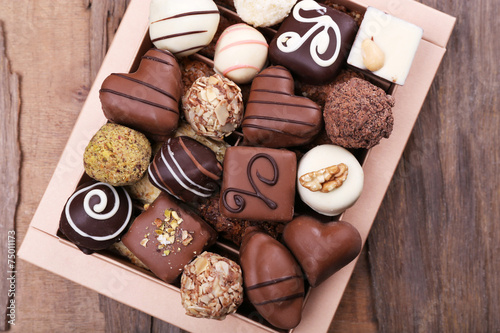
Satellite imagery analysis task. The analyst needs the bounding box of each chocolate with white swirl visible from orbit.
[148,136,222,203]
[269,0,358,84]
[59,181,133,254]
[242,66,323,148]
[220,146,296,222]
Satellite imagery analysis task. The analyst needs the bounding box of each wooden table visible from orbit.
[1,0,498,332]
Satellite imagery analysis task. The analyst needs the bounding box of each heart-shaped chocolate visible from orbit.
[282,215,362,287]
[100,48,182,142]
[241,66,322,148]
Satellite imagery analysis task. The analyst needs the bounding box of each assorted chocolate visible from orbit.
[148,136,222,203]
[100,49,182,142]
[58,0,424,329]
[59,181,133,254]
[121,193,217,283]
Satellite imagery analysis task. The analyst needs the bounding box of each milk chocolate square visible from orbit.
[220,147,296,222]
[122,193,217,283]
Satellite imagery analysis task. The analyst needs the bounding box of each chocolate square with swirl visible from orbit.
[241,66,323,148]
[269,0,357,84]
[220,147,296,222]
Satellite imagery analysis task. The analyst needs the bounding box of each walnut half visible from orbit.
[299,163,348,193]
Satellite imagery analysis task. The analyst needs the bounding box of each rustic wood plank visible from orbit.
[0,21,20,332]
[368,0,500,331]
[98,296,152,333]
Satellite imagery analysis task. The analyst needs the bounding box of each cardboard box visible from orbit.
[19,0,455,332]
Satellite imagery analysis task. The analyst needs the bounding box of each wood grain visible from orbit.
[368,0,500,332]
[0,21,20,332]
[0,0,498,332]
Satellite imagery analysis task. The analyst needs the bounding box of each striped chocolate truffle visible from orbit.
[239,229,305,330]
[99,48,182,142]
[148,136,222,202]
[242,66,323,148]
[59,181,133,254]
[214,23,268,84]
[149,0,220,57]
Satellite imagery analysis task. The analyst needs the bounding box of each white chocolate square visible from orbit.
[347,7,423,85]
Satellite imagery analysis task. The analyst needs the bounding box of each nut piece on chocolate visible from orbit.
[180,251,243,319]
[198,194,284,246]
[239,229,305,329]
[324,78,395,149]
[269,0,358,84]
[99,49,182,142]
[220,146,296,222]
[241,66,323,148]
[83,123,151,186]
[121,193,217,283]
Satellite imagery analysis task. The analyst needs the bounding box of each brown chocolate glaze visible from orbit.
[269,1,358,84]
[100,48,182,142]
[121,193,217,283]
[239,229,304,329]
[220,146,296,222]
[59,181,133,254]
[242,66,323,148]
[148,136,222,203]
[282,216,362,287]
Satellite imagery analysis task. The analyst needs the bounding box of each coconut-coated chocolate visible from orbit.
[148,136,222,203]
[239,229,305,329]
[99,48,182,142]
[121,193,217,283]
[241,66,322,148]
[269,0,358,84]
[59,181,133,254]
[282,216,362,287]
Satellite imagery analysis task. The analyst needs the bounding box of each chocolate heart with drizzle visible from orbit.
[283,215,362,287]
[240,228,305,330]
[99,48,182,142]
[241,66,322,148]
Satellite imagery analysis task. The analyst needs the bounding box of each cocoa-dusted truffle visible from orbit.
[323,78,395,149]
[180,251,243,319]
[198,194,284,246]
[182,74,244,140]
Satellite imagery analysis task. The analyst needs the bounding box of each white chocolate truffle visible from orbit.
[297,145,364,216]
[234,0,298,28]
[214,24,268,84]
[149,0,220,57]
[347,7,423,85]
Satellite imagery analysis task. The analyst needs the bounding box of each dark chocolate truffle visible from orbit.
[239,229,305,329]
[323,78,395,149]
[282,216,362,287]
[269,0,358,84]
[220,146,296,222]
[241,66,323,148]
[148,136,223,203]
[121,193,217,283]
[59,181,133,254]
[100,48,182,142]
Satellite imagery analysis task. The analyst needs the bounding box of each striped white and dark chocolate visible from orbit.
[149,1,220,57]
[241,66,323,148]
[148,136,222,202]
[99,49,182,142]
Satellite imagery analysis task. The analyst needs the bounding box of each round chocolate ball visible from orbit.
[59,181,133,254]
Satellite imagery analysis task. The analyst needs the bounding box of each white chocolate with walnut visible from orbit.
[297,145,364,216]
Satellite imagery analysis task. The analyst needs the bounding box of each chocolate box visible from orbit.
[19,0,455,332]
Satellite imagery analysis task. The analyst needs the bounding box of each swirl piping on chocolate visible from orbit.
[65,182,132,241]
[276,0,342,67]
[222,153,278,213]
